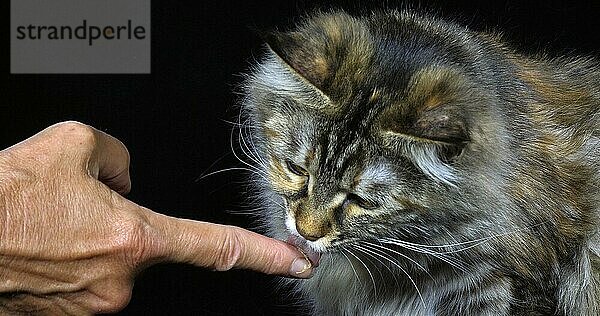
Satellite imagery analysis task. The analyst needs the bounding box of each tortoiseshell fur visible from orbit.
[242,10,599,315]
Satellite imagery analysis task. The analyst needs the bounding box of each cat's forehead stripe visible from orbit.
[320,131,362,174]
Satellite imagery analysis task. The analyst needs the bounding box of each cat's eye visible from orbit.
[347,193,379,210]
[286,160,309,176]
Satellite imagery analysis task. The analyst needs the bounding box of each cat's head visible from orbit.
[243,10,512,266]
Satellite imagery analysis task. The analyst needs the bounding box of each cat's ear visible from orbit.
[263,31,331,90]
[378,67,476,178]
[377,68,477,185]
[380,67,472,145]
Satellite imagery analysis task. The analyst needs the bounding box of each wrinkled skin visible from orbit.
[0,121,312,315]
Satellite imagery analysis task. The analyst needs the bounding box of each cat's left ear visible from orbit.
[263,31,331,91]
[380,67,473,145]
[377,66,480,175]
[377,68,478,184]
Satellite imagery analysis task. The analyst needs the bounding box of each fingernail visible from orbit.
[290,258,312,277]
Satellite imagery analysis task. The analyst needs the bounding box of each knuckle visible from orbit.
[112,212,155,269]
[52,120,88,130]
[126,225,148,268]
[213,227,243,271]
[52,120,92,135]
[51,121,97,149]
[101,285,132,313]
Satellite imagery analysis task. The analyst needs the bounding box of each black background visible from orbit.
[4,0,599,315]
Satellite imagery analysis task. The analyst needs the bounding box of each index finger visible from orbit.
[145,212,314,278]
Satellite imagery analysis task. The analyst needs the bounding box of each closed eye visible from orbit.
[347,193,379,210]
[286,160,309,176]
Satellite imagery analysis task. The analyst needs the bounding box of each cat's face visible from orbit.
[244,11,509,265]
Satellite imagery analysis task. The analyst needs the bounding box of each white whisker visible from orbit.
[345,245,378,296]
[238,123,263,168]
[340,247,362,284]
[229,118,266,176]
[354,244,425,307]
[242,121,268,167]
[195,167,266,182]
[380,239,467,272]
[383,221,549,250]
[350,243,400,287]
[361,241,432,279]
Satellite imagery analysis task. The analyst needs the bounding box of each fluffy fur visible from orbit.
[240,10,599,315]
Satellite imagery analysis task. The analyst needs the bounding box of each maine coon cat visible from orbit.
[240,9,599,315]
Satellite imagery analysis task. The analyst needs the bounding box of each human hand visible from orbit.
[0,122,312,315]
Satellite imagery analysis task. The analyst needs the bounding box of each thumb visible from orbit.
[145,212,314,278]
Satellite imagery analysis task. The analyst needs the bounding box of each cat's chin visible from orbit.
[287,235,321,267]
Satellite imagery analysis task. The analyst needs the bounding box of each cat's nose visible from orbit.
[296,217,332,241]
[297,229,324,241]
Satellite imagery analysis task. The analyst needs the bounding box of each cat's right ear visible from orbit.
[263,31,331,91]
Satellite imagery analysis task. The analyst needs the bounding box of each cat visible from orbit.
[239,9,599,315]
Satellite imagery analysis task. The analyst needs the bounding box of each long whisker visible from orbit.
[195,167,266,182]
[361,241,432,279]
[229,119,266,176]
[241,121,268,168]
[380,239,467,272]
[236,102,269,172]
[340,247,362,284]
[382,221,550,250]
[345,246,378,296]
[350,244,387,282]
[195,152,232,182]
[350,243,400,287]
[238,122,264,169]
[354,244,425,307]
